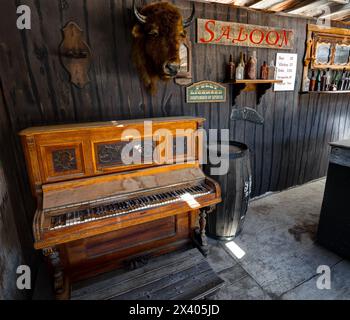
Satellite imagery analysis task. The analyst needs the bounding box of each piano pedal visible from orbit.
[124,255,150,271]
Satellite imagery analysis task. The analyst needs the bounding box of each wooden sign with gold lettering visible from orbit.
[197,19,294,50]
[186,81,226,103]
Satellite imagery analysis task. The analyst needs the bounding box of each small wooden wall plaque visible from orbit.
[186,81,227,104]
[59,22,92,88]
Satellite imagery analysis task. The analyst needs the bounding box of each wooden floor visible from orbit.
[70,248,225,300]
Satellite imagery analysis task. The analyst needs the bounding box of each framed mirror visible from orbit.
[315,42,332,65]
[334,44,350,66]
[302,24,350,92]
[175,36,192,86]
[180,44,189,73]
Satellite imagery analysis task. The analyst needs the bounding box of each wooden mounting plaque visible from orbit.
[59,22,92,88]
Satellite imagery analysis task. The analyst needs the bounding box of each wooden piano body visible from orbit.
[19,117,221,299]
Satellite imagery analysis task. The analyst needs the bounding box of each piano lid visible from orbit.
[42,164,205,212]
[19,116,205,136]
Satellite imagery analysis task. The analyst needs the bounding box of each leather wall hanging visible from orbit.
[230,107,264,125]
[59,22,92,88]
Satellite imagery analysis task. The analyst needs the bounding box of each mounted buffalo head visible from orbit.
[132,1,195,94]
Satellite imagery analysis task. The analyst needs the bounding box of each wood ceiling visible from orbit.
[194,0,350,22]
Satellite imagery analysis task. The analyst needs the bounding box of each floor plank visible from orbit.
[71,248,225,300]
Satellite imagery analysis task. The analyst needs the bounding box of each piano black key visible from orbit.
[51,217,58,228]
[140,197,147,204]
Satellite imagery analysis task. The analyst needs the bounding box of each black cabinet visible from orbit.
[317,139,350,259]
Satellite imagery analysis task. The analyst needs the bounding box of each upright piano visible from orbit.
[20,117,221,299]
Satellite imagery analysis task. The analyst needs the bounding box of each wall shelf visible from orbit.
[224,79,283,105]
[300,90,350,95]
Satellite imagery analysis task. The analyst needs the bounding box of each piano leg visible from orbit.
[43,247,69,300]
[194,205,215,257]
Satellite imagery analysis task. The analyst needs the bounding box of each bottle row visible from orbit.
[225,51,276,81]
[305,68,350,92]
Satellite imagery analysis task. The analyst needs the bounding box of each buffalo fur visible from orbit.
[132,2,186,94]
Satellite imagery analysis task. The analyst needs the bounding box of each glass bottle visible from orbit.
[268,60,276,80]
[345,71,350,90]
[303,73,310,92]
[260,61,269,80]
[332,70,341,91]
[325,68,331,90]
[339,68,346,90]
[320,70,327,91]
[236,53,245,80]
[316,70,321,91]
[246,51,257,80]
[226,54,236,81]
[309,70,316,91]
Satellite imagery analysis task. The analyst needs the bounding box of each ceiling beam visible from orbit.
[285,0,350,16]
[268,0,297,12]
[232,0,259,5]
[321,8,350,20]
[318,3,350,20]
[287,0,332,15]
[249,0,286,10]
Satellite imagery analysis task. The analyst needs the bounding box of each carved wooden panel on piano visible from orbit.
[19,117,221,299]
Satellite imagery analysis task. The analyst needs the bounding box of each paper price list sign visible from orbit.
[274,53,298,91]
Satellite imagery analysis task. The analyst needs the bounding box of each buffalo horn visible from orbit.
[133,0,147,24]
[183,2,195,28]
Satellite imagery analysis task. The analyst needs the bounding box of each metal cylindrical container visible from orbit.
[205,141,252,240]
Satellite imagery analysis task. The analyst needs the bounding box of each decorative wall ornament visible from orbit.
[186,81,226,104]
[174,35,193,86]
[132,1,195,94]
[59,21,92,88]
[230,107,264,125]
[302,24,350,92]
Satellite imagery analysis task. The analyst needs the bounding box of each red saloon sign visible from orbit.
[197,19,294,50]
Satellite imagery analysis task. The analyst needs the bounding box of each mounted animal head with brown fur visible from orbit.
[132,1,195,94]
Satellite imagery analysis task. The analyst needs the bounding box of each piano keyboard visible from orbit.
[50,182,213,230]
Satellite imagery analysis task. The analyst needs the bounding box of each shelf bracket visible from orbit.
[256,83,273,105]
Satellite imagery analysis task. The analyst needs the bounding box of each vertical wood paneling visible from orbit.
[0,0,350,265]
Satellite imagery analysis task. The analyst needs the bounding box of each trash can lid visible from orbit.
[207,141,248,160]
